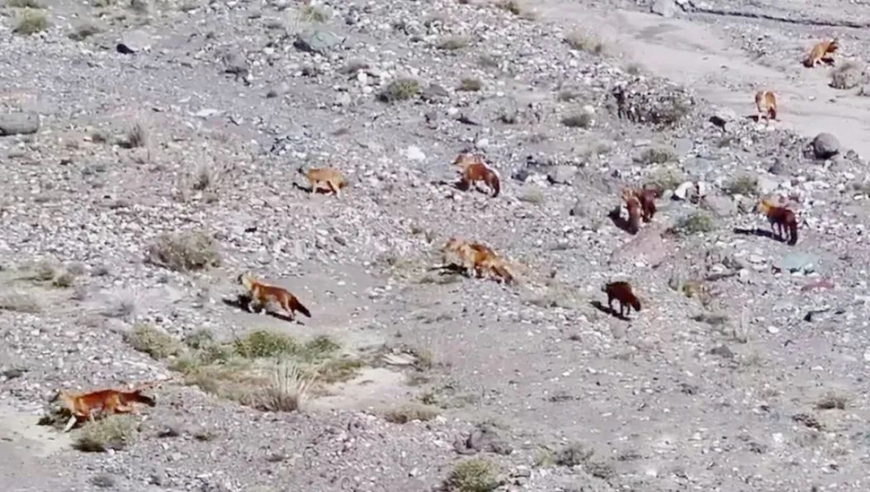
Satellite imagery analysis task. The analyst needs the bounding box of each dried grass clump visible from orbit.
[146,230,221,272]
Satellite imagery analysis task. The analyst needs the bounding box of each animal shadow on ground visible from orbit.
[222,295,302,325]
[733,227,782,243]
[607,207,636,235]
[590,300,629,321]
[428,263,469,278]
[291,182,336,195]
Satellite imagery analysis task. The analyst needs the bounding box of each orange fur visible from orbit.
[621,189,642,234]
[757,198,798,245]
[631,187,660,223]
[755,90,777,125]
[441,237,514,284]
[56,387,156,428]
[300,167,347,197]
[803,39,838,68]
[602,281,641,317]
[453,153,501,197]
[238,272,311,319]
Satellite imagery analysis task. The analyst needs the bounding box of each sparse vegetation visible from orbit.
[146,230,221,272]
[816,392,848,410]
[233,330,299,359]
[383,403,440,424]
[13,9,47,35]
[69,21,102,40]
[437,36,470,51]
[496,0,523,15]
[458,78,483,92]
[300,4,329,22]
[125,324,183,359]
[518,186,545,205]
[564,29,604,55]
[555,442,594,467]
[444,458,500,492]
[645,167,685,191]
[557,90,581,102]
[0,291,41,313]
[74,415,137,452]
[120,122,148,149]
[637,146,677,165]
[6,0,43,8]
[676,212,716,235]
[51,270,78,288]
[726,175,758,196]
[830,61,867,90]
[561,112,593,129]
[378,78,420,103]
[478,54,501,68]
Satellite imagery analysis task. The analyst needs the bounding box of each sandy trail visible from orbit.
[538,3,870,158]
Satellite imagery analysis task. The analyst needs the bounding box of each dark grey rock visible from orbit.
[547,165,577,185]
[651,0,677,17]
[294,29,344,55]
[0,112,39,136]
[812,133,840,159]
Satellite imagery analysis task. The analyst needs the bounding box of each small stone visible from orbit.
[767,326,780,334]
[547,165,576,185]
[650,0,678,18]
[406,146,426,161]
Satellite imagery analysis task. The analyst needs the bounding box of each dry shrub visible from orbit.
[564,29,604,55]
[125,324,183,359]
[444,458,500,492]
[146,230,221,272]
[383,403,440,424]
[13,8,47,35]
[74,415,137,452]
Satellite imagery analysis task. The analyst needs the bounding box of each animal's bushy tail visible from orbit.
[292,298,312,318]
[631,298,642,312]
[787,221,798,246]
[131,391,157,407]
[768,106,777,120]
[803,57,814,68]
[492,264,514,285]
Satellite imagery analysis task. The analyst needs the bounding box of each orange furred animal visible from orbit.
[632,187,660,223]
[757,198,798,245]
[602,281,641,318]
[238,272,312,320]
[755,90,777,125]
[453,153,501,197]
[55,386,157,431]
[299,167,347,197]
[621,189,642,234]
[803,39,838,68]
[441,237,514,284]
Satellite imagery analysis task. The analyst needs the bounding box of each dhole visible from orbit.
[299,167,347,198]
[631,187,660,223]
[54,386,157,432]
[803,39,838,68]
[441,237,514,284]
[453,153,501,198]
[755,90,777,126]
[238,272,312,320]
[602,281,641,318]
[757,198,798,245]
[621,189,642,234]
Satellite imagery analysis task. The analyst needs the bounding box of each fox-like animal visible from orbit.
[621,189,642,234]
[803,38,838,68]
[631,187,660,223]
[602,281,641,318]
[441,237,514,284]
[755,90,777,126]
[453,153,501,198]
[757,198,798,245]
[238,272,312,320]
[55,387,157,431]
[299,167,347,198]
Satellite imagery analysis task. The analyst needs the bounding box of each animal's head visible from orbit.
[829,38,839,51]
[442,237,462,252]
[237,272,254,288]
[756,198,777,213]
[632,297,642,311]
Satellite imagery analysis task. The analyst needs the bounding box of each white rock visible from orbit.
[406,146,426,161]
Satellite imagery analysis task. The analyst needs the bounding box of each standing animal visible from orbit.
[803,39,839,68]
[238,272,312,320]
[757,198,798,245]
[621,189,642,234]
[452,153,501,198]
[755,90,777,126]
[602,281,642,318]
[441,237,514,284]
[633,187,660,223]
[299,167,347,198]
[55,386,157,432]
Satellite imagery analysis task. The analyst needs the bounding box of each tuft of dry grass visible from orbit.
[555,442,594,467]
[564,29,604,55]
[458,78,483,92]
[6,0,43,7]
[645,167,685,192]
[816,392,848,410]
[496,0,523,15]
[300,4,329,22]
[125,324,184,359]
[726,175,758,196]
[830,61,866,90]
[378,78,420,103]
[254,360,312,412]
[444,458,501,492]
[13,9,48,35]
[0,291,41,313]
[518,186,545,205]
[233,330,299,359]
[191,162,214,191]
[68,20,103,40]
[74,415,137,452]
[146,230,221,272]
[120,122,148,149]
[676,212,716,235]
[437,36,470,51]
[383,403,440,424]
[637,146,677,165]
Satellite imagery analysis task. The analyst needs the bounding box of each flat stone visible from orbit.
[0,112,39,136]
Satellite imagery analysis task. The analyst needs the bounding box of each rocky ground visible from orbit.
[2,0,870,491]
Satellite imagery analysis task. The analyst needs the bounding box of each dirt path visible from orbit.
[538,3,870,158]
